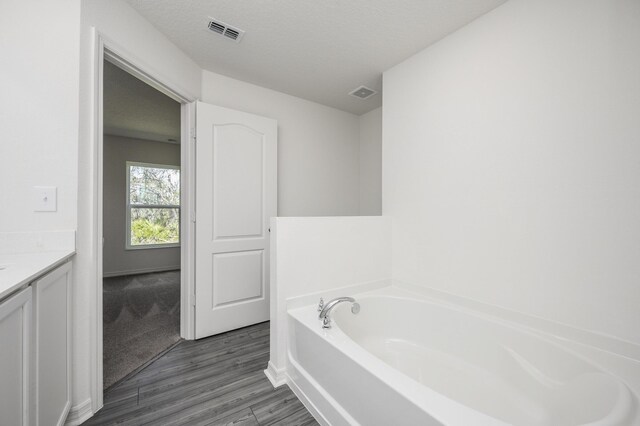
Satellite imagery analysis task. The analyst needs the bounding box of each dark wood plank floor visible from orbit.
[84,321,319,426]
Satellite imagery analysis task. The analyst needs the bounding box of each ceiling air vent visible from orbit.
[349,86,377,100]
[207,18,245,42]
[208,21,225,35]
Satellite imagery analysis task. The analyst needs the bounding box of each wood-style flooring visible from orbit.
[84,321,319,426]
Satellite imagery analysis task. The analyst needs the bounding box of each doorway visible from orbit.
[101,60,184,388]
[91,35,197,409]
[91,34,274,411]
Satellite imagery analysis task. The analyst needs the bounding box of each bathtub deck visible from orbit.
[84,321,318,425]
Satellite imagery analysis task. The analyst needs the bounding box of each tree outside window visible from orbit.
[126,162,180,248]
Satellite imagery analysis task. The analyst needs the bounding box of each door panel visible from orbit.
[213,250,263,306]
[195,102,277,339]
[212,124,264,239]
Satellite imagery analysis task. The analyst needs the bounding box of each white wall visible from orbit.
[358,107,382,215]
[75,0,202,419]
[201,71,361,217]
[268,216,391,382]
[75,1,377,416]
[103,136,181,276]
[383,0,640,345]
[0,0,80,232]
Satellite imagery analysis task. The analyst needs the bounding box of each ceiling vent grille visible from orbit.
[349,86,377,100]
[207,18,245,42]
[224,27,240,41]
[208,21,225,34]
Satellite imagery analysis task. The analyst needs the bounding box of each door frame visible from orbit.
[90,28,197,410]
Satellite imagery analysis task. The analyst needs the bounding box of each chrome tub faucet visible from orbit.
[317,297,360,329]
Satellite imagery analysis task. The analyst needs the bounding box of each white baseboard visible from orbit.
[286,355,360,426]
[103,265,180,278]
[264,360,331,426]
[64,398,93,426]
[57,401,71,426]
[264,361,287,388]
[286,372,331,426]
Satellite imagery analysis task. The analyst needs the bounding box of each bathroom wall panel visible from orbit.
[268,216,391,377]
[359,107,383,215]
[383,0,640,345]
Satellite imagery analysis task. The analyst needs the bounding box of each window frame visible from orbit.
[125,161,181,250]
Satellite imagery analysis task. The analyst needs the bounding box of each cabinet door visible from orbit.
[0,287,32,426]
[32,262,71,426]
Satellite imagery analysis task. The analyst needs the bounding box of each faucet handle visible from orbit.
[317,297,324,313]
[322,316,331,329]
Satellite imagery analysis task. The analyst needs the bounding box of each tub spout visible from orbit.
[318,297,360,329]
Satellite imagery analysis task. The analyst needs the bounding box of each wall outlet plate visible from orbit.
[33,186,57,212]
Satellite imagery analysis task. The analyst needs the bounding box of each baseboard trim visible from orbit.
[103,266,180,278]
[57,401,71,426]
[64,398,93,426]
[285,373,331,426]
[264,361,287,388]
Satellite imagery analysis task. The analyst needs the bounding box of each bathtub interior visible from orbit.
[287,314,447,426]
[328,292,638,426]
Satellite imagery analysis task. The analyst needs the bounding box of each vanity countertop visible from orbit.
[0,250,75,301]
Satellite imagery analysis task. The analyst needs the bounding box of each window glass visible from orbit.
[127,163,180,248]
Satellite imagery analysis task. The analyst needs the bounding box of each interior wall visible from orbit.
[103,135,181,277]
[77,0,202,417]
[0,0,80,232]
[201,71,361,217]
[383,0,640,344]
[269,216,391,376]
[358,107,382,215]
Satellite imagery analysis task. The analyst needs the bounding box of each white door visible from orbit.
[195,101,277,339]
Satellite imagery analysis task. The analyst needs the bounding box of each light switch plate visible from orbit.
[33,186,57,212]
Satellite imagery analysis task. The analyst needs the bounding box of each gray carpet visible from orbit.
[103,270,181,389]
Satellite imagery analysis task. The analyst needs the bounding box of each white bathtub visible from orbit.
[286,287,639,426]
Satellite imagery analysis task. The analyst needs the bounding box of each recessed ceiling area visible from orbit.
[103,60,181,143]
[124,0,508,115]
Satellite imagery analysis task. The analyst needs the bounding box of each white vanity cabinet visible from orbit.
[0,259,72,426]
[31,261,72,426]
[0,287,32,426]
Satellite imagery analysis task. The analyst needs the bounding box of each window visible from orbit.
[126,162,180,249]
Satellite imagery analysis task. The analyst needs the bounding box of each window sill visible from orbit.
[125,243,181,251]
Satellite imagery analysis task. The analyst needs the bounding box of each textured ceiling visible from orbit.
[104,60,181,143]
[124,0,507,115]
